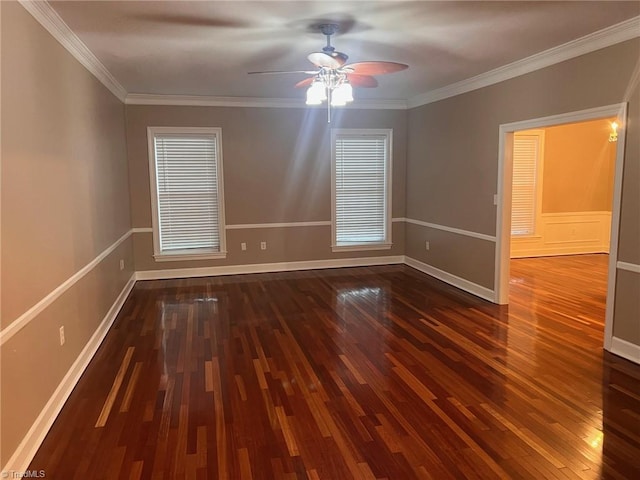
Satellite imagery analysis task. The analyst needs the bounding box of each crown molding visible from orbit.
[17,1,639,111]
[407,15,640,109]
[125,93,407,110]
[18,0,127,102]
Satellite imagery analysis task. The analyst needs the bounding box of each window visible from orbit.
[512,131,544,237]
[331,129,392,252]
[147,127,226,261]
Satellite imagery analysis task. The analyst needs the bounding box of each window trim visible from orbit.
[331,128,393,253]
[147,126,227,261]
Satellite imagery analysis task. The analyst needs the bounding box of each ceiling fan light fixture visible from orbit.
[249,23,407,121]
[306,80,326,105]
[333,82,353,103]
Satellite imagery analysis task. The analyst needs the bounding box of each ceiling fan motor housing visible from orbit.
[319,23,339,37]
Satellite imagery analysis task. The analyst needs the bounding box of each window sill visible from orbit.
[331,243,392,253]
[154,251,227,262]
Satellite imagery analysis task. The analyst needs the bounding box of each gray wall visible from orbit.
[1,2,133,466]
[406,38,640,344]
[126,106,407,271]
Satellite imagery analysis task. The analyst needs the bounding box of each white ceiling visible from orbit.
[49,1,640,101]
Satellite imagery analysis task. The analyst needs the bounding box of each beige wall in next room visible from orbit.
[542,117,617,214]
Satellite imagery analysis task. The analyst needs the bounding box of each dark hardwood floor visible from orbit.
[30,255,640,479]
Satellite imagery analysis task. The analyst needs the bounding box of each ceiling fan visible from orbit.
[248,23,408,122]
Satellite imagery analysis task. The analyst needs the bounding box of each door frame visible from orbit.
[494,103,628,351]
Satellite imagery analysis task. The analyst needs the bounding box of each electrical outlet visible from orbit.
[119,259,125,270]
[59,326,65,346]
[241,242,247,251]
[260,241,267,250]
[425,241,430,251]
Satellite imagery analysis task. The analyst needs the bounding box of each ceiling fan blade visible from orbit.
[346,74,378,88]
[307,52,347,69]
[248,70,318,75]
[343,61,409,75]
[294,77,316,88]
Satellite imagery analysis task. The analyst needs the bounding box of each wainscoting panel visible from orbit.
[511,211,611,258]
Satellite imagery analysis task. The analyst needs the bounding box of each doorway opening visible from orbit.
[495,104,627,351]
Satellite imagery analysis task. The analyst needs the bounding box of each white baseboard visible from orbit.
[1,274,136,474]
[511,248,610,258]
[136,256,406,280]
[609,336,640,364]
[404,256,495,302]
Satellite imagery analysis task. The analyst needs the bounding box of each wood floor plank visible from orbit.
[28,255,640,478]
[95,346,135,427]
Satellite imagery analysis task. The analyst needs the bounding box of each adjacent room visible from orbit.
[2,1,639,479]
[508,117,618,348]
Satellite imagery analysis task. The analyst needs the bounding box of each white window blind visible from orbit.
[152,131,224,255]
[512,135,539,236]
[333,132,391,248]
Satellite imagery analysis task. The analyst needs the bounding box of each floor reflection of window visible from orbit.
[337,286,382,302]
[158,295,221,373]
[335,285,390,325]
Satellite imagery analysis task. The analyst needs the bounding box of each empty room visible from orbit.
[1,1,639,479]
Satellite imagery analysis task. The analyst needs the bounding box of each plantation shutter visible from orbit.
[511,135,539,236]
[154,134,221,252]
[334,134,389,246]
